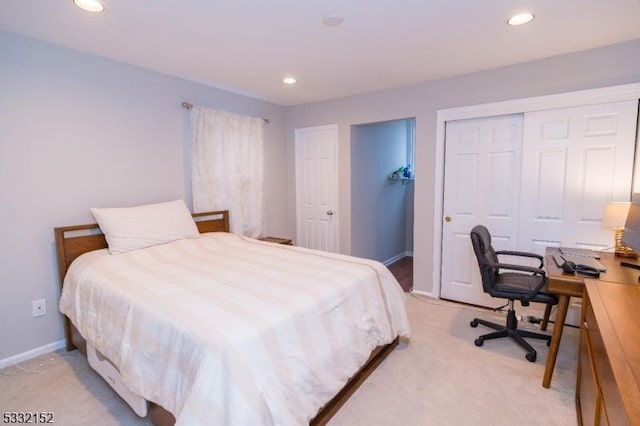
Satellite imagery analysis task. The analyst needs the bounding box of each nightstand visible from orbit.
[259,236,293,245]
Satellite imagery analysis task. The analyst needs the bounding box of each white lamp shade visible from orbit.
[602,202,631,228]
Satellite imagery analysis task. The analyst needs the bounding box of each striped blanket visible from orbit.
[59,232,410,425]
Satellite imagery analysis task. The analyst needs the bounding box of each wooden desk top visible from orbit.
[545,248,640,297]
[584,279,640,423]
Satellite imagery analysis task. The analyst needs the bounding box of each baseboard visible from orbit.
[0,339,66,369]
[383,251,413,266]
[410,289,436,298]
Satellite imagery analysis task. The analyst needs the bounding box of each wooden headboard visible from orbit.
[54,209,229,287]
[54,209,229,351]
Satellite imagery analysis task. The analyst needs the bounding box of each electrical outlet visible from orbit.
[32,299,46,318]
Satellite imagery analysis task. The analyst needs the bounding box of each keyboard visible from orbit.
[559,247,601,259]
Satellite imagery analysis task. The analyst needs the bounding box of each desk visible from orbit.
[576,280,640,425]
[543,248,640,388]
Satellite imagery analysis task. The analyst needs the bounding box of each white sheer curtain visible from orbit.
[190,106,265,237]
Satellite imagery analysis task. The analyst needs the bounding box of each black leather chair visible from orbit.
[469,225,557,362]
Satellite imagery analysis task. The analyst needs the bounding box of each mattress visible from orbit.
[59,232,410,425]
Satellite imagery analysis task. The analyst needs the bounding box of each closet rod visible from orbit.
[181,102,270,124]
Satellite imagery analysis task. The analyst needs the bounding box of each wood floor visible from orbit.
[387,256,413,292]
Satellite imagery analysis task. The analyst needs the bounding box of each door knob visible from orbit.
[327,210,334,216]
[445,216,452,222]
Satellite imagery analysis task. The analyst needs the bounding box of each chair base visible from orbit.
[470,305,551,362]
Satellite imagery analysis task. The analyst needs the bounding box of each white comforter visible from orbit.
[59,232,410,425]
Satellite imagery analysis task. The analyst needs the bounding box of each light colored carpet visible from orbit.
[0,295,578,425]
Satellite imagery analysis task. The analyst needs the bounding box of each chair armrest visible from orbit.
[496,263,546,276]
[496,250,544,267]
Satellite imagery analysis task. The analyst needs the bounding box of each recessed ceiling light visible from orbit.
[508,12,534,26]
[322,14,344,27]
[283,77,297,85]
[73,0,105,13]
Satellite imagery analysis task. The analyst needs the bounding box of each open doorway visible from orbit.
[350,118,415,291]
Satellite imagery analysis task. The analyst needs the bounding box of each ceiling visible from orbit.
[2,1,640,106]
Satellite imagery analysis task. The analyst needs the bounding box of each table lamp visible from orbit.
[602,201,637,257]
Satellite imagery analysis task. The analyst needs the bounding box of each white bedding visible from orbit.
[58,232,410,425]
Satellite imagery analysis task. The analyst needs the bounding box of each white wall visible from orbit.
[284,38,640,295]
[0,31,288,361]
[3,30,640,361]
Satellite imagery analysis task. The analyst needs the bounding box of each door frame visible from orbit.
[430,82,640,299]
[294,124,340,252]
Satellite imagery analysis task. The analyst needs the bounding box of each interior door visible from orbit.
[518,100,639,325]
[294,124,339,252]
[440,100,638,315]
[519,100,639,253]
[441,114,524,307]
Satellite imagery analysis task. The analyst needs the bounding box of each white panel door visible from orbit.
[294,124,339,252]
[519,100,639,253]
[441,114,524,307]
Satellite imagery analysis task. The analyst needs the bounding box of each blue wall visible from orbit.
[351,119,414,262]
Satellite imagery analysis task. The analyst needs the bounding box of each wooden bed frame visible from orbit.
[54,209,398,425]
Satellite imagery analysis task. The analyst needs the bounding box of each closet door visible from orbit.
[518,100,639,253]
[441,114,523,306]
[440,100,638,310]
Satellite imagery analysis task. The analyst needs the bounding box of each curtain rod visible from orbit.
[181,102,270,124]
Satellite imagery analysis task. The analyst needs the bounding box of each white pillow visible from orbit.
[90,199,200,254]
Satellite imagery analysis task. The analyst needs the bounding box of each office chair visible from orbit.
[469,225,557,362]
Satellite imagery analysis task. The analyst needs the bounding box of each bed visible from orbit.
[55,206,410,425]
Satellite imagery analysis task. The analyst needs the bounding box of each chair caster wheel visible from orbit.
[474,338,483,347]
[470,319,478,328]
[526,352,537,362]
